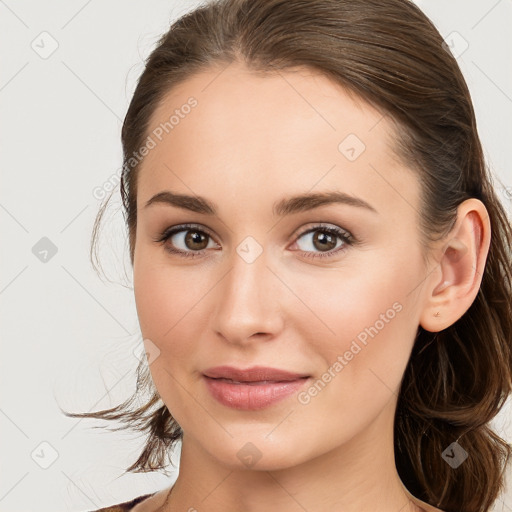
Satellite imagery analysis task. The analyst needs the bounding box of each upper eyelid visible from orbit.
[296,223,352,238]
[169,223,218,241]
[160,222,353,245]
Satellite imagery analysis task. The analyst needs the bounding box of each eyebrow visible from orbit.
[144,190,378,216]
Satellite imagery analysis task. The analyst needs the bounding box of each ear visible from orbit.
[419,198,491,332]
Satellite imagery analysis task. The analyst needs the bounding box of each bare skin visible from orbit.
[131,61,490,512]
[134,484,446,512]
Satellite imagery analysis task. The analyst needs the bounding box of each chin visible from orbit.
[199,432,317,472]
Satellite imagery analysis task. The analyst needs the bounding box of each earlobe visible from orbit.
[419,199,491,333]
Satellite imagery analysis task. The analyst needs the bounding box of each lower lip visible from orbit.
[203,376,310,410]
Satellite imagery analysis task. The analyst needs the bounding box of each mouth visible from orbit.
[206,377,309,385]
[202,365,310,383]
[202,367,311,410]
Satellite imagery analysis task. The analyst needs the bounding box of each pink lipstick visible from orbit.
[203,365,310,410]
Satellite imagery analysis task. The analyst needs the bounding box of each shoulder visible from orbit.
[87,492,156,512]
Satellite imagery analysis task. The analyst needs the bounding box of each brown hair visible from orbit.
[62,1,512,510]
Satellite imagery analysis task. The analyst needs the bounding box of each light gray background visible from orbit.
[1,1,511,511]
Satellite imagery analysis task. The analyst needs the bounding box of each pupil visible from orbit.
[315,231,335,251]
[187,231,207,249]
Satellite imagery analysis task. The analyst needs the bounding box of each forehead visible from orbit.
[137,62,419,221]
[145,62,397,158]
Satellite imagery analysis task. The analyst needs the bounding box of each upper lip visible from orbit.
[203,366,310,382]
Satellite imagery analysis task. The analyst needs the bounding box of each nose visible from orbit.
[212,244,285,346]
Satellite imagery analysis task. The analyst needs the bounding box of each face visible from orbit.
[132,62,429,471]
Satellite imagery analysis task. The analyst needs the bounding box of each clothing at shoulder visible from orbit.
[88,492,156,512]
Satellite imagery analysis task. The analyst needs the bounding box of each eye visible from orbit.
[153,223,219,258]
[153,222,355,260]
[292,224,354,259]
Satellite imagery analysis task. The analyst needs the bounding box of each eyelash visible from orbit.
[153,223,355,260]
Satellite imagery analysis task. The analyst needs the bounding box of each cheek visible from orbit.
[133,261,207,415]
[133,266,197,387]
[298,253,421,403]
[270,257,421,450]
[133,253,205,338]
[133,254,229,395]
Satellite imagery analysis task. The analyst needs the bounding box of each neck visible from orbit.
[162,402,427,512]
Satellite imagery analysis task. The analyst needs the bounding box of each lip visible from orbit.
[203,365,310,382]
[202,366,310,410]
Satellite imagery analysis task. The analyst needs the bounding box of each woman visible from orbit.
[64,0,512,511]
